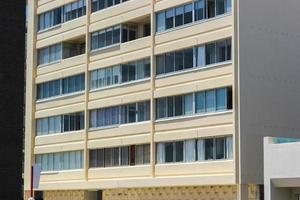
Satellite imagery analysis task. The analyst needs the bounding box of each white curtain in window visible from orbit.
[90,110,97,128]
[184,140,196,162]
[197,139,205,161]
[156,143,165,164]
[226,136,233,159]
[184,94,193,115]
[53,153,60,171]
[197,45,205,67]
[69,151,76,169]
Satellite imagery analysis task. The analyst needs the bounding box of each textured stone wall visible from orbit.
[43,190,87,200]
[103,185,238,200]
[26,184,260,200]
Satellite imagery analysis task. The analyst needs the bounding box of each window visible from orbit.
[89,144,150,168]
[156,38,231,76]
[38,8,62,31]
[156,136,233,164]
[36,151,83,171]
[38,43,62,65]
[166,9,174,29]
[121,24,138,43]
[91,25,121,50]
[90,58,150,90]
[156,0,232,32]
[90,101,150,128]
[92,0,129,13]
[195,0,205,21]
[156,87,232,120]
[37,74,84,100]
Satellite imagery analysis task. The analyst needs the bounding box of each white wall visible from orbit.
[237,0,300,185]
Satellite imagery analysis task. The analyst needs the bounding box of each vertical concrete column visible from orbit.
[84,0,91,181]
[237,184,248,200]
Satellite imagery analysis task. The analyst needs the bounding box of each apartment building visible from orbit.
[25,0,300,199]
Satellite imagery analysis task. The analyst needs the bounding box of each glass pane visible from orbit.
[137,60,144,80]
[206,90,216,112]
[128,62,136,81]
[184,48,193,69]
[206,43,216,65]
[165,52,175,73]
[226,136,233,159]
[216,40,226,62]
[121,146,129,166]
[165,143,173,163]
[106,28,113,46]
[197,139,205,161]
[205,138,214,160]
[207,0,216,18]
[167,97,174,117]
[113,26,120,44]
[135,145,144,165]
[175,51,184,71]
[48,153,54,171]
[195,0,205,21]
[184,140,196,162]
[63,152,69,170]
[36,119,43,136]
[184,4,193,24]
[49,117,55,134]
[90,150,97,168]
[121,64,129,83]
[156,143,165,164]
[175,141,183,162]
[144,59,151,77]
[175,6,184,27]
[69,151,76,169]
[226,39,232,61]
[143,144,150,164]
[184,94,193,115]
[216,0,226,15]
[166,9,174,29]
[157,98,167,119]
[156,12,166,32]
[112,66,120,84]
[105,148,112,167]
[174,96,183,116]
[91,71,98,89]
[217,88,227,110]
[216,137,225,159]
[196,46,205,67]
[97,149,104,167]
[156,55,165,75]
[113,147,120,166]
[91,32,98,50]
[128,103,136,123]
[99,30,106,48]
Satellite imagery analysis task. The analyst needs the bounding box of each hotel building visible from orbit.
[25,0,300,199]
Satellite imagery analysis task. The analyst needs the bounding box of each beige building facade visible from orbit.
[25,0,300,199]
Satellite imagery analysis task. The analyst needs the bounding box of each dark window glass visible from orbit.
[175,6,184,27]
[205,138,214,160]
[207,0,216,18]
[195,0,205,21]
[121,146,129,166]
[166,9,174,29]
[157,98,167,119]
[106,28,113,46]
[104,148,112,167]
[216,137,225,159]
[165,52,175,73]
[165,143,174,163]
[121,64,129,83]
[113,26,120,44]
[167,97,174,117]
[97,149,104,167]
[175,51,184,71]
[128,103,137,123]
[174,96,183,116]
[216,0,225,15]
[113,147,120,166]
[216,40,226,62]
[175,141,184,162]
[184,48,193,69]
[195,92,206,113]
[184,4,193,24]
[130,145,136,165]
[156,55,165,75]
[206,43,216,65]
[90,150,97,168]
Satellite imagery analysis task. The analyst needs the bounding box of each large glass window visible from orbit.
[37,74,85,100]
[91,25,121,50]
[92,0,129,13]
[156,136,233,164]
[156,87,232,120]
[36,151,83,172]
[156,0,232,32]
[38,8,62,31]
[36,112,84,136]
[90,101,150,128]
[38,43,62,65]
[89,144,150,168]
[90,58,150,90]
[156,38,231,76]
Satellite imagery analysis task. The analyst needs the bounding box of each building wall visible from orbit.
[0,1,25,200]
[237,0,300,185]
[25,0,236,192]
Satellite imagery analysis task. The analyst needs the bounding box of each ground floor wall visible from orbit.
[25,185,261,200]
